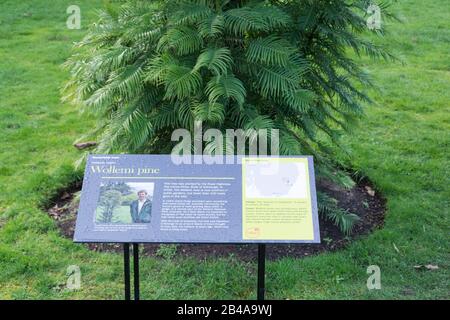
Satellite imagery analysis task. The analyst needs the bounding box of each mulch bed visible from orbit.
[47,176,385,261]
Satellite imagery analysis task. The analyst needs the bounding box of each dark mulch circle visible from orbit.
[47,176,385,261]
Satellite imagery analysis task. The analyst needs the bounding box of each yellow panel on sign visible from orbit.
[242,158,314,240]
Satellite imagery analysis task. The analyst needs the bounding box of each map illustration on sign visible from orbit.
[244,160,307,198]
[74,155,320,244]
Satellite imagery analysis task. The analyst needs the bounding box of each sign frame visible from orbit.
[74,154,320,244]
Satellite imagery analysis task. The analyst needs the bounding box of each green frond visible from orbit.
[84,84,115,111]
[177,100,195,129]
[157,26,203,55]
[242,115,274,132]
[317,166,356,190]
[223,7,268,35]
[242,115,275,147]
[278,132,301,155]
[317,192,360,235]
[169,1,213,26]
[228,103,258,128]
[246,36,296,67]
[255,65,300,98]
[205,74,246,106]
[224,5,290,35]
[198,14,225,38]
[132,26,163,44]
[247,4,292,29]
[282,89,316,113]
[193,102,225,125]
[193,47,233,75]
[144,53,179,85]
[84,62,145,110]
[110,62,145,100]
[90,47,137,73]
[121,108,153,150]
[151,104,180,130]
[163,65,202,100]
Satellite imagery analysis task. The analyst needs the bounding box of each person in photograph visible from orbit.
[130,190,152,223]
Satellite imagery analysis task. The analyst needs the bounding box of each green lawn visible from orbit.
[0,0,448,299]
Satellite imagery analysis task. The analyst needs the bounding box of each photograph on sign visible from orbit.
[95,182,154,224]
[74,155,320,244]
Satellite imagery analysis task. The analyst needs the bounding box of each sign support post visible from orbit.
[123,243,131,300]
[133,243,140,301]
[123,243,141,301]
[127,242,266,301]
[257,244,266,300]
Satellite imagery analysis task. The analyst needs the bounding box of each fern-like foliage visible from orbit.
[317,192,360,235]
[65,0,395,234]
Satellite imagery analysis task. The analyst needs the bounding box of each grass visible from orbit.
[0,0,448,299]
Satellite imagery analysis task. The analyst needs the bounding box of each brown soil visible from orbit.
[47,176,385,261]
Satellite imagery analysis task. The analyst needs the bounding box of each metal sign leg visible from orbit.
[133,243,140,301]
[123,243,131,300]
[257,244,266,300]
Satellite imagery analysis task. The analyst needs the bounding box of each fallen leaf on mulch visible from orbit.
[48,205,64,220]
[365,186,375,196]
[61,192,71,200]
[74,141,97,150]
[414,264,439,271]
